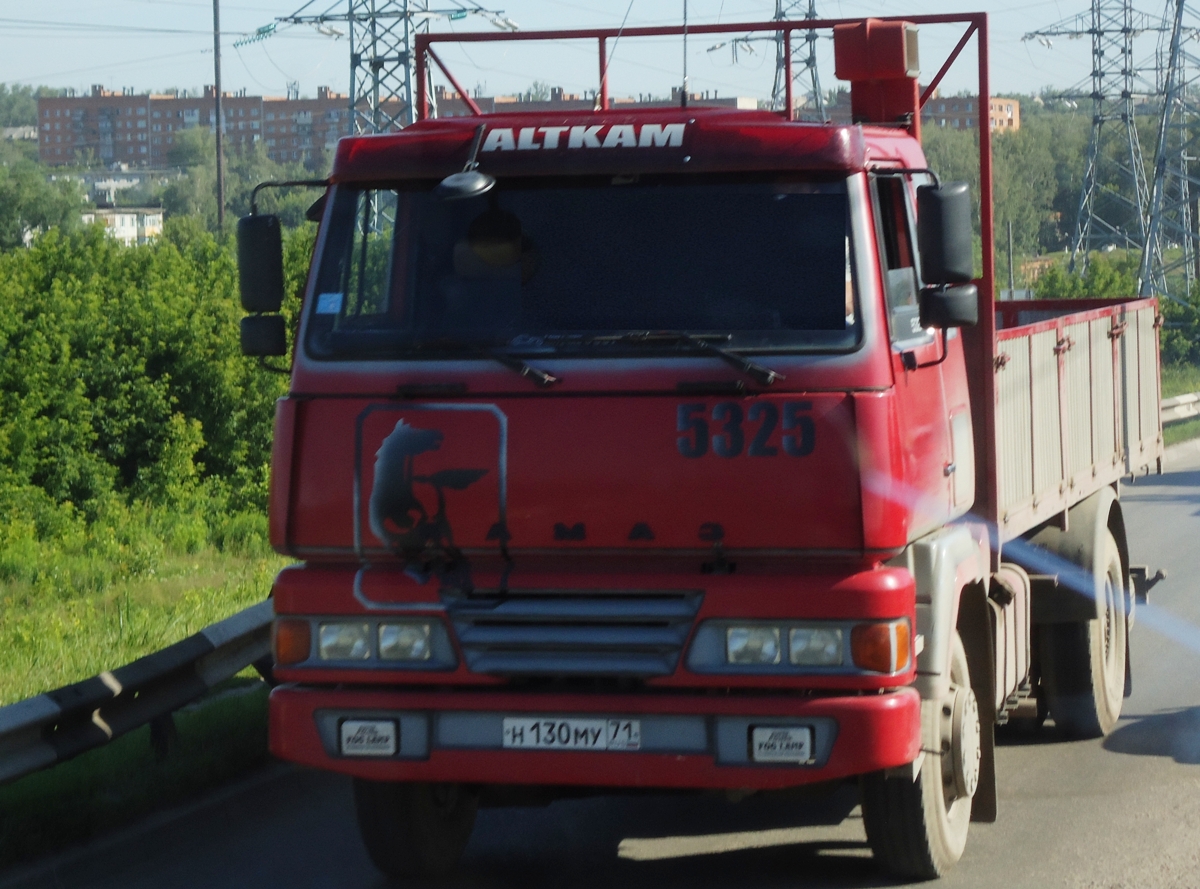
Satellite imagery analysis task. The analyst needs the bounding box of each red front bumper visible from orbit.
[270,685,920,791]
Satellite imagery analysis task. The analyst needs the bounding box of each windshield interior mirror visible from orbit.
[241,315,287,357]
[237,214,285,313]
[916,181,974,285]
[919,283,978,329]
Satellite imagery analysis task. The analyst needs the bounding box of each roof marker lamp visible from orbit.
[435,123,495,201]
[726,626,781,665]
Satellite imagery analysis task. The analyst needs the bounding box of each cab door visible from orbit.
[870,173,956,537]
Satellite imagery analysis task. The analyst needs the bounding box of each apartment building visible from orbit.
[39,84,760,168]
[38,85,348,168]
[920,94,1021,132]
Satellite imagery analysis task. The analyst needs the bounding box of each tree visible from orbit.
[0,161,84,249]
[161,129,316,230]
[522,81,552,102]
[0,85,56,128]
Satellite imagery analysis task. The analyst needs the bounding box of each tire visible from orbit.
[353,780,478,880]
[862,632,978,880]
[1040,529,1127,739]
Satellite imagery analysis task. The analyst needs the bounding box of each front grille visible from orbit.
[447,590,703,678]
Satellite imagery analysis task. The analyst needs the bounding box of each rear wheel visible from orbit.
[353,780,478,879]
[1040,529,1127,738]
[862,631,979,879]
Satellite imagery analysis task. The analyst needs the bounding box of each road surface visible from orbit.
[8,447,1200,889]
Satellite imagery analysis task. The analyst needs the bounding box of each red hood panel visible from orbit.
[286,394,862,556]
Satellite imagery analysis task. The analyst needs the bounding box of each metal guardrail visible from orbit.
[0,600,272,786]
[1162,391,1200,425]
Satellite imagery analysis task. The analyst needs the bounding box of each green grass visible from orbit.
[1161,364,1200,399]
[0,679,270,869]
[0,548,286,706]
[1164,416,1200,446]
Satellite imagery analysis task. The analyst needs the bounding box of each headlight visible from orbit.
[726,626,781,665]
[318,622,371,660]
[378,622,432,661]
[789,626,844,666]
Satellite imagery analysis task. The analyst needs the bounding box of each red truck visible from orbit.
[237,13,1163,880]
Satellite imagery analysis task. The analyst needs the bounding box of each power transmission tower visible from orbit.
[1140,0,1200,302]
[1025,2,1167,272]
[278,2,513,134]
[771,0,825,119]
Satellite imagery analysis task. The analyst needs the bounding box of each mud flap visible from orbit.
[958,583,997,823]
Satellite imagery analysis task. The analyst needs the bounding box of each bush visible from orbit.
[0,218,311,595]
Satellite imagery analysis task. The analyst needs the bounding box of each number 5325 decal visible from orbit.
[676,401,815,459]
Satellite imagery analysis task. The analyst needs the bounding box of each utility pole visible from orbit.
[213,0,225,228]
[1139,0,1200,304]
[1008,221,1015,298]
[1024,3,1167,274]
[278,2,513,135]
[771,0,825,119]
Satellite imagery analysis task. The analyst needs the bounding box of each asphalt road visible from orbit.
[9,446,1200,889]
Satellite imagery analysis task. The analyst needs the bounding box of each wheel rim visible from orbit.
[1100,551,1126,709]
[941,682,981,806]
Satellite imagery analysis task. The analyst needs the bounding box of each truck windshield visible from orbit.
[305,175,858,360]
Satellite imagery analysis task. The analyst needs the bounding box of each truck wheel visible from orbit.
[861,631,978,879]
[352,779,478,879]
[1040,529,1127,738]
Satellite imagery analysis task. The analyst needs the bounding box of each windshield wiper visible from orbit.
[407,338,560,387]
[481,348,560,387]
[584,332,784,386]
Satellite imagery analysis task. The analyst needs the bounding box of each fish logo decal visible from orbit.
[368,419,488,555]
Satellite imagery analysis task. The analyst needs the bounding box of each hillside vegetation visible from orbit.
[0,219,311,702]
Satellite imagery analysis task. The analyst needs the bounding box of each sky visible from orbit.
[0,0,1170,103]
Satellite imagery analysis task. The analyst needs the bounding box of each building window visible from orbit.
[137,107,145,115]
[967,102,973,111]
[152,111,161,118]
[966,118,972,127]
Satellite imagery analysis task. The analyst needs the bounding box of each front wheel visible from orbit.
[353,779,478,879]
[861,631,979,880]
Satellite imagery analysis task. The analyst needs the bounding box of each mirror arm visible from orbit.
[257,357,291,375]
[869,165,940,187]
[901,329,951,371]
[250,178,330,216]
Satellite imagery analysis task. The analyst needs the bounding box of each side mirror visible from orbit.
[917,181,974,285]
[241,315,287,357]
[919,283,979,329]
[238,214,284,312]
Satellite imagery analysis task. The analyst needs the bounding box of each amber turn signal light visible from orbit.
[850,620,911,674]
[274,618,312,666]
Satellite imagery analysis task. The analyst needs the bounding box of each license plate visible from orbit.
[340,719,398,757]
[751,726,813,763]
[502,717,641,751]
